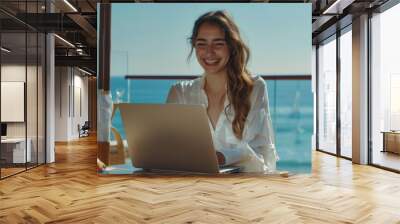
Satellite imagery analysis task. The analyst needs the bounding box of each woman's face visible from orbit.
[194,23,230,75]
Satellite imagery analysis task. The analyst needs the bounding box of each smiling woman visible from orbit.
[106,3,312,175]
[192,23,230,75]
[166,10,279,173]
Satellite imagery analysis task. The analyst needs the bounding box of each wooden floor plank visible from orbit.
[0,135,400,223]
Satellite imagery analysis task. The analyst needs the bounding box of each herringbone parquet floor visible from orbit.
[1,135,400,224]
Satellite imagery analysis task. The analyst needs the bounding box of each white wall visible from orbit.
[54,67,89,141]
[1,64,26,82]
[71,73,89,138]
[1,65,33,138]
[54,67,69,141]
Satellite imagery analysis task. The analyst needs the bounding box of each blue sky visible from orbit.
[110,3,311,76]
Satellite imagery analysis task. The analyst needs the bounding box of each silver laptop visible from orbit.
[118,103,241,174]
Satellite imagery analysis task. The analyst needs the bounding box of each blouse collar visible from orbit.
[198,74,229,108]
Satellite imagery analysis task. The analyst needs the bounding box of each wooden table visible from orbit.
[1,138,31,164]
[382,131,400,154]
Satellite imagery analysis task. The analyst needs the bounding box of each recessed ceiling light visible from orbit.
[63,0,78,12]
[78,67,93,76]
[322,0,354,15]
[1,47,11,53]
[54,34,75,48]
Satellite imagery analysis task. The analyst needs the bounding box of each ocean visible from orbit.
[108,76,314,173]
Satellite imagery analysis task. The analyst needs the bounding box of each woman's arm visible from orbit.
[219,77,278,171]
[249,78,278,171]
[217,144,264,166]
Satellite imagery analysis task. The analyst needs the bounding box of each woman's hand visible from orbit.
[216,151,226,166]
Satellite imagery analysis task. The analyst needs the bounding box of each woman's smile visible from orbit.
[203,58,221,66]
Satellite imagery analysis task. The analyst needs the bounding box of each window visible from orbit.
[370,3,400,171]
[339,27,352,158]
[317,35,337,154]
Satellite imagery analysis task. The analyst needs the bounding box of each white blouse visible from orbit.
[166,75,279,173]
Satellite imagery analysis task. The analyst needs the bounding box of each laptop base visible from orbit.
[131,166,241,175]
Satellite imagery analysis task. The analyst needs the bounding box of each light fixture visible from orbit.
[54,34,75,48]
[78,67,93,76]
[1,47,11,53]
[322,0,354,15]
[76,48,86,56]
[63,0,78,12]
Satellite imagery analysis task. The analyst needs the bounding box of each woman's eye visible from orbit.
[215,43,225,47]
[196,43,206,47]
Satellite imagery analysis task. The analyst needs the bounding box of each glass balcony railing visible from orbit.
[110,75,313,173]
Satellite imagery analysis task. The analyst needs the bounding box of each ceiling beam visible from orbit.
[67,13,97,40]
[55,55,96,72]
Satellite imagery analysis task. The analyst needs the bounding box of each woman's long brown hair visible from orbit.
[188,10,254,140]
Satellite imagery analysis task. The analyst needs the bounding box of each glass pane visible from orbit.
[38,33,45,165]
[269,80,313,173]
[1,30,27,177]
[0,1,46,178]
[371,5,400,171]
[26,0,39,169]
[340,29,352,158]
[27,31,38,169]
[318,37,337,154]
